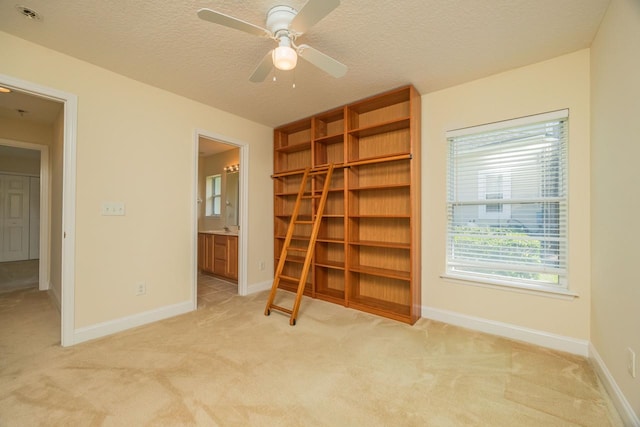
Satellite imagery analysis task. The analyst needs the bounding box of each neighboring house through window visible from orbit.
[478,171,511,219]
[446,109,568,291]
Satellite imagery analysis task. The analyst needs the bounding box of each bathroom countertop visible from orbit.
[198,230,239,236]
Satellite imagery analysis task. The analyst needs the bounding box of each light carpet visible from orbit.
[0,274,623,426]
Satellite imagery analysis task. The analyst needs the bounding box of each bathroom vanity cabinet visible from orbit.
[198,232,238,282]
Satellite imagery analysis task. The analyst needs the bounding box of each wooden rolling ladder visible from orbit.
[264,164,334,325]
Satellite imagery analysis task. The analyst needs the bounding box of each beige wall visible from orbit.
[0,116,52,145]
[0,146,40,175]
[0,31,273,328]
[0,116,50,176]
[421,49,591,339]
[198,147,240,231]
[591,0,640,417]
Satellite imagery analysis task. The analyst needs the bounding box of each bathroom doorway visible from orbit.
[193,131,249,308]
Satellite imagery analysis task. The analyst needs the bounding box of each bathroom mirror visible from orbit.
[226,171,239,226]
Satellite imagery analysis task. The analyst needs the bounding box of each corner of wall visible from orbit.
[589,343,640,427]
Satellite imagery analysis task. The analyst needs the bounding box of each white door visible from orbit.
[0,174,30,262]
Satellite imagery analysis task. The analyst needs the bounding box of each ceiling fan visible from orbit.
[197,0,347,82]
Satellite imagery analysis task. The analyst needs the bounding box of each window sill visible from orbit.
[440,273,579,300]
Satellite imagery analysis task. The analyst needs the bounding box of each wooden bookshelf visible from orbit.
[272,85,421,324]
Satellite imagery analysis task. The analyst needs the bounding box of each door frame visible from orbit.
[0,73,78,347]
[0,139,50,288]
[193,129,249,304]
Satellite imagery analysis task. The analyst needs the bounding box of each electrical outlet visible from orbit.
[259,261,265,271]
[135,282,146,296]
[628,348,637,378]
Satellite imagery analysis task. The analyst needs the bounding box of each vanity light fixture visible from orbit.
[224,164,240,173]
[0,86,11,93]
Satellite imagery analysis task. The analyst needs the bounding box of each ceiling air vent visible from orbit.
[15,5,42,21]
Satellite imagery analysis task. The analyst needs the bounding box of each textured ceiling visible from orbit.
[0,0,610,127]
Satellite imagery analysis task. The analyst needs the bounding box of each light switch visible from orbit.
[101,202,126,216]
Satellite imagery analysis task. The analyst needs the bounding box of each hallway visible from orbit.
[0,259,38,293]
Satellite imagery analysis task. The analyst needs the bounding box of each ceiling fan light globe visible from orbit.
[273,46,297,71]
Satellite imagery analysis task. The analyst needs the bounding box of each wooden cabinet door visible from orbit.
[198,234,213,272]
[214,235,227,276]
[198,233,215,273]
[227,236,238,280]
[197,234,205,270]
[206,235,215,273]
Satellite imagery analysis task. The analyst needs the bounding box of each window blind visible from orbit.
[446,110,568,288]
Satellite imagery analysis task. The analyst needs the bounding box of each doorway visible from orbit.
[193,130,249,309]
[0,146,42,293]
[0,73,78,346]
[0,141,50,294]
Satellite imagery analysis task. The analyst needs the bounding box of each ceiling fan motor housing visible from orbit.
[266,5,297,39]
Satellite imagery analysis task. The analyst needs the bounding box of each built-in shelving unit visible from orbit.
[272,85,421,324]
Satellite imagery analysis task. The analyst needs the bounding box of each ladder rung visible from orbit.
[301,195,322,199]
[287,246,308,252]
[269,304,293,315]
[282,255,305,263]
[279,274,302,283]
[295,220,314,224]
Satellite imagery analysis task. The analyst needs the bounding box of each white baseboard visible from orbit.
[422,306,589,357]
[247,280,272,294]
[589,343,640,427]
[47,283,61,312]
[72,301,194,345]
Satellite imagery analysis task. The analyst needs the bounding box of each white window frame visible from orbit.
[445,109,569,293]
[205,174,222,217]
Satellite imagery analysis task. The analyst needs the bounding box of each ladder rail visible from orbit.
[264,168,311,316]
[289,164,334,324]
[265,164,334,325]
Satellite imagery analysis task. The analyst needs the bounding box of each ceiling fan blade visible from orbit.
[289,0,340,34]
[297,44,347,78]
[197,8,270,38]
[249,51,274,83]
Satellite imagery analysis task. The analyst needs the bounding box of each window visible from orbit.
[446,110,568,290]
[205,174,222,216]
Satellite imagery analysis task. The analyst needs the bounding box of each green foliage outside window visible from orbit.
[452,226,544,281]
